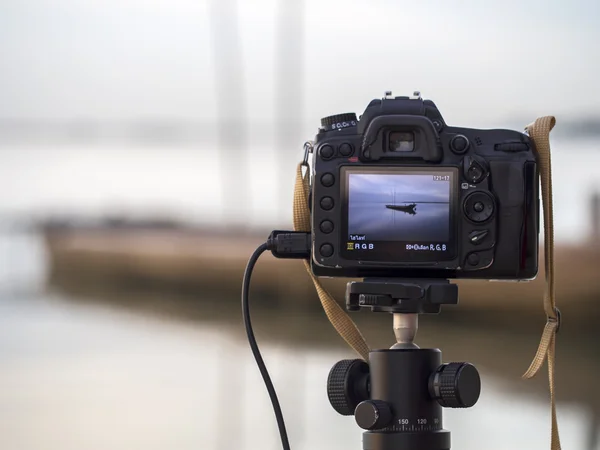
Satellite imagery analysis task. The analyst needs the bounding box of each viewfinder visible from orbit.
[389,131,415,152]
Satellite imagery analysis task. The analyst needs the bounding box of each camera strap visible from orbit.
[292,116,560,449]
[523,115,561,450]
[293,161,371,360]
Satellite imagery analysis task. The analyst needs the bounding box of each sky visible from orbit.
[349,173,450,205]
[1,0,599,131]
[0,0,599,241]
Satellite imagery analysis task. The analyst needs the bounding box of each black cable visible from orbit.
[242,242,291,450]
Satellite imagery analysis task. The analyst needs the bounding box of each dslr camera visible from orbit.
[310,92,539,280]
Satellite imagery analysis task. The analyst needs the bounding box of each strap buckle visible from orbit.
[548,307,561,334]
[302,141,314,167]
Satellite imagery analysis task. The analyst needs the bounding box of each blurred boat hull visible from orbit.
[42,227,600,326]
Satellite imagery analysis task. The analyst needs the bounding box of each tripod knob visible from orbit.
[429,362,481,408]
[355,400,393,430]
[327,359,370,416]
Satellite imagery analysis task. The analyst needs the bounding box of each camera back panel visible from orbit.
[310,96,539,280]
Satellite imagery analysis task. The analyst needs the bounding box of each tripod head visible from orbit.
[346,278,458,315]
[327,279,480,450]
[347,278,458,349]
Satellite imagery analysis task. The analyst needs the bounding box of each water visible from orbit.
[0,230,597,450]
[0,138,599,449]
[350,203,449,242]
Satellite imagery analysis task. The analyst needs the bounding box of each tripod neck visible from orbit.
[391,313,419,349]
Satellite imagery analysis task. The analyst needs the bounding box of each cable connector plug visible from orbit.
[267,230,311,259]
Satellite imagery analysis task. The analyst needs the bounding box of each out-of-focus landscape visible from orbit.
[1,1,600,449]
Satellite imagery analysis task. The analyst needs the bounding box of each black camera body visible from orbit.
[309,94,540,280]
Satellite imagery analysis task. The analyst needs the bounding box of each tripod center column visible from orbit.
[363,348,450,450]
[391,313,419,349]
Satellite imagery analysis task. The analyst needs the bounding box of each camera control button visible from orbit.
[320,145,335,160]
[320,244,334,257]
[463,155,488,184]
[320,220,334,234]
[320,196,334,210]
[321,173,335,187]
[339,143,354,157]
[467,253,480,266]
[468,230,489,245]
[450,135,470,154]
[464,192,495,223]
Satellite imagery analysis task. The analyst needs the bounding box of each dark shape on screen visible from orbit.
[385,203,417,215]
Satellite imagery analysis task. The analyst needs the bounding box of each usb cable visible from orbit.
[242,231,311,450]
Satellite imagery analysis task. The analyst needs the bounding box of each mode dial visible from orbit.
[429,362,481,408]
[321,113,358,131]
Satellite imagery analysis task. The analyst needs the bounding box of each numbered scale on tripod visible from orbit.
[386,416,442,433]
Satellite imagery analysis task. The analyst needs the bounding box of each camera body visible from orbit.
[310,94,539,280]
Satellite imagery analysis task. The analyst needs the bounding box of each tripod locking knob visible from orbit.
[429,362,481,408]
[355,400,393,430]
[327,359,370,416]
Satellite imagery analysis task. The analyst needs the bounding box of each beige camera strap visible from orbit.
[293,162,371,360]
[292,116,560,449]
[523,115,561,450]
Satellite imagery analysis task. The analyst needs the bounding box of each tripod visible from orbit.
[327,279,481,450]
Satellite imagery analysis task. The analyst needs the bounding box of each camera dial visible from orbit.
[463,155,488,184]
[321,113,358,131]
[464,192,495,223]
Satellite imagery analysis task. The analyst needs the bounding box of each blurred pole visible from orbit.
[274,0,307,348]
[586,407,599,450]
[215,338,245,450]
[209,0,248,229]
[275,0,305,227]
[592,192,600,243]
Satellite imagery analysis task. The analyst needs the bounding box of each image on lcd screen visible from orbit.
[347,173,451,242]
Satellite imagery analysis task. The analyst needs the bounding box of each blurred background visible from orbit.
[1,0,600,449]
